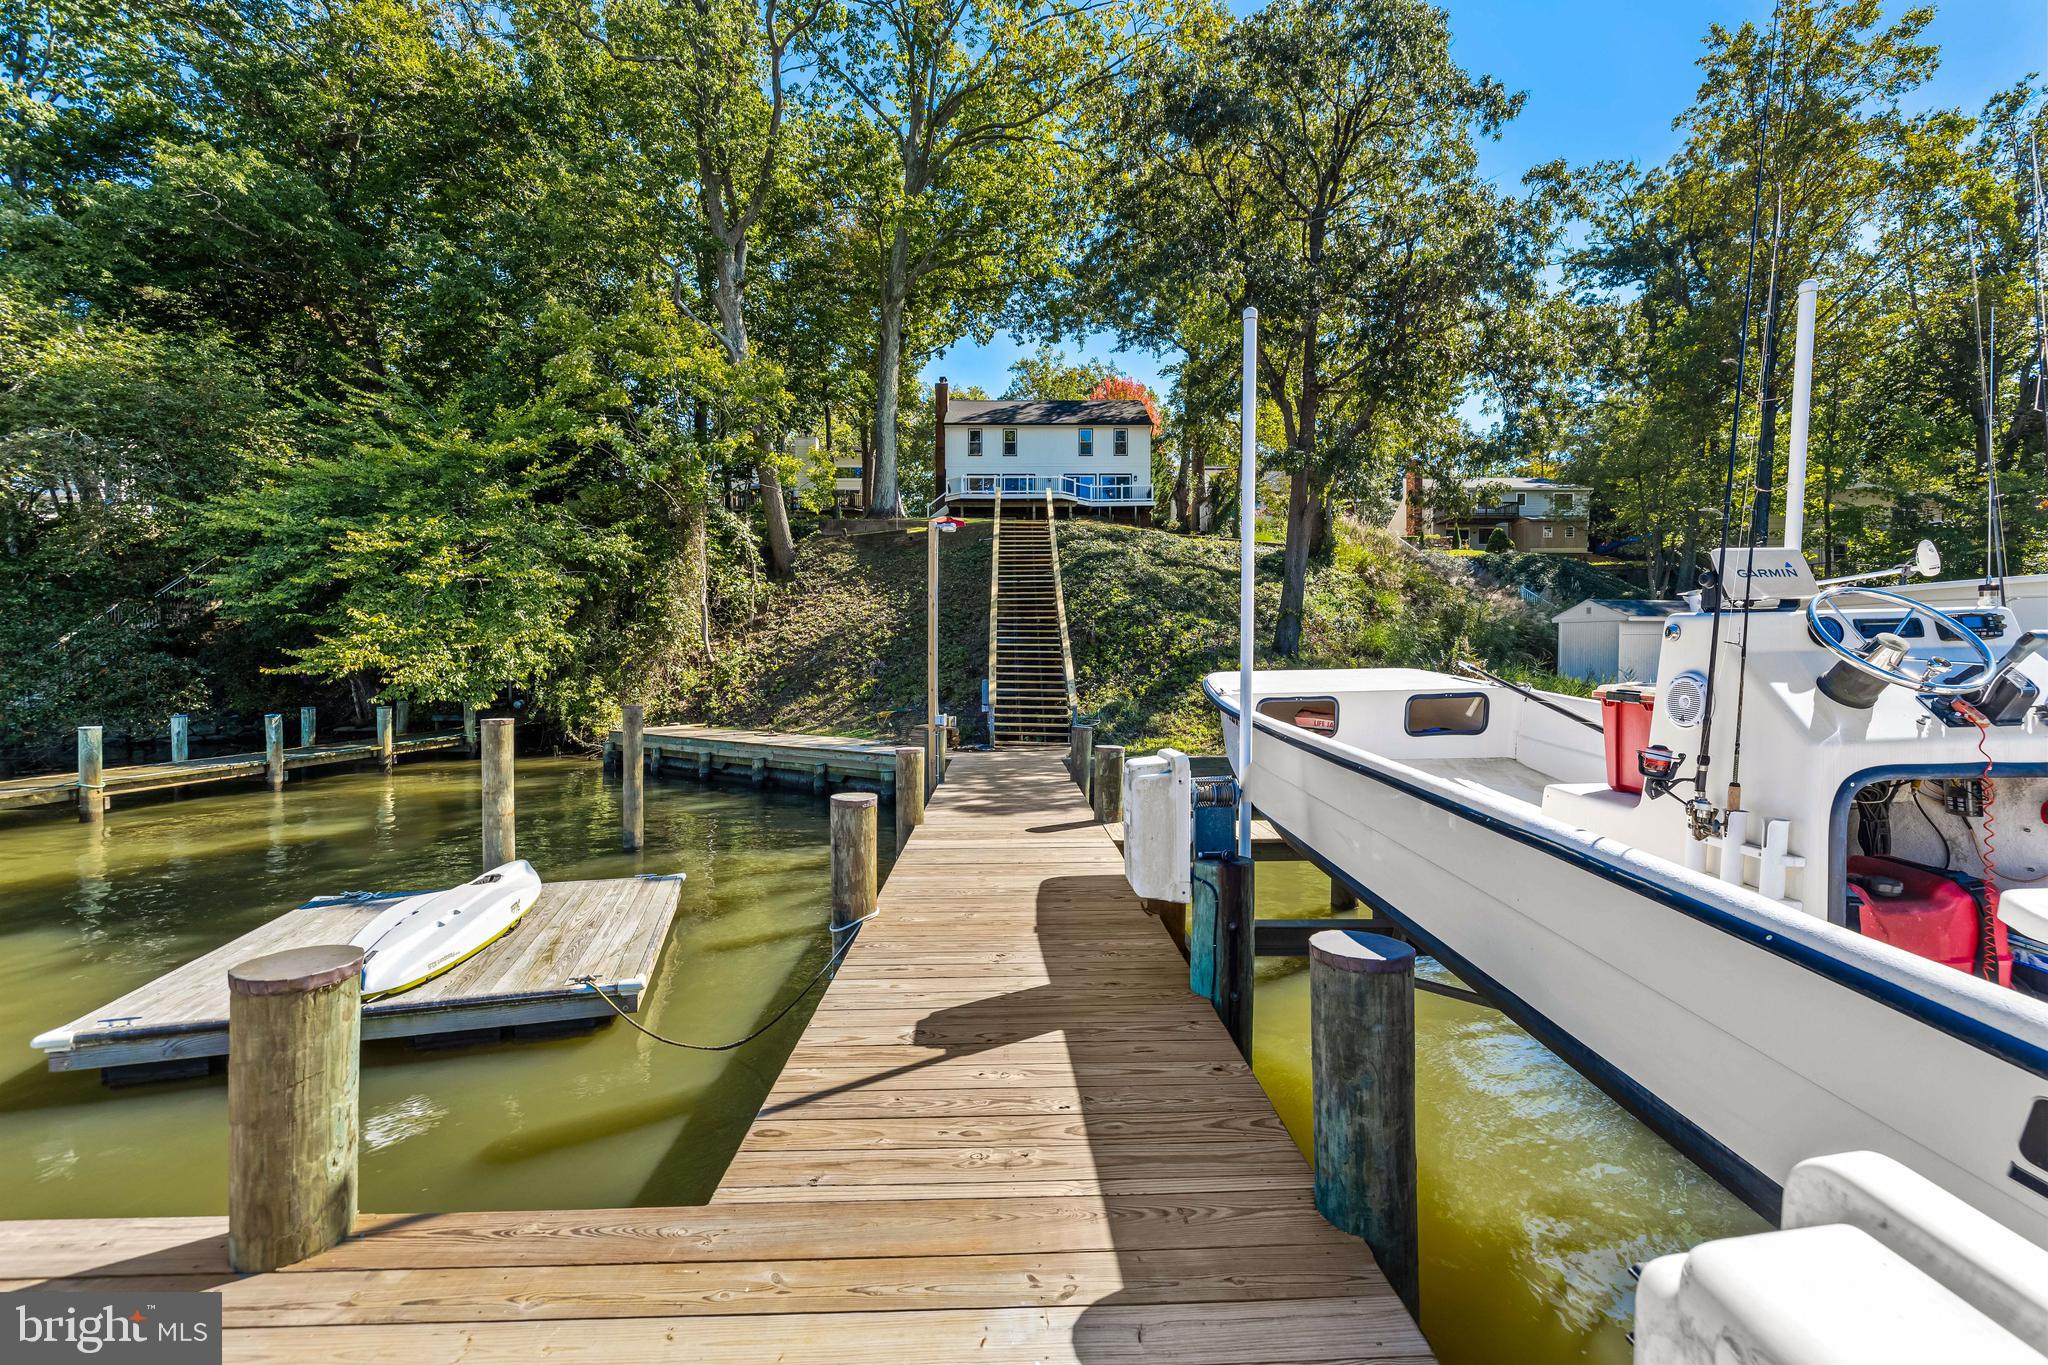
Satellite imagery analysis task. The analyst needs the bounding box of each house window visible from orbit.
[1566,524,1578,540]
[1002,429,1018,457]
[968,429,982,457]
[1079,428,1094,457]
[1103,473,1134,500]
[1553,492,1575,512]
[1114,428,1130,456]
[1543,524,1554,541]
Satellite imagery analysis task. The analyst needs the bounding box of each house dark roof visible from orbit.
[947,399,1151,427]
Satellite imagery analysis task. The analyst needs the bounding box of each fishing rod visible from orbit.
[1452,659,1602,733]
[1690,2,1784,833]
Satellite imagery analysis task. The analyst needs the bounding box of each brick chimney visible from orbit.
[933,377,949,509]
[1404,461,1423,538]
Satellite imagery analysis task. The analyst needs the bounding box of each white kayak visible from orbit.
[350,861,542,1001]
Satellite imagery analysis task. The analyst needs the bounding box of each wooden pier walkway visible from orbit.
[31,876,682,1075]
[0,749,1430,1362]
[0,732,465,813]
[609,722,901,792]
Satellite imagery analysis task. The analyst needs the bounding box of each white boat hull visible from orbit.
[351,860,542,1000]
[1215,693,2048,1245]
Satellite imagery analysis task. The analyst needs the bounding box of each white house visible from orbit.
[934,381,1155,521]
[1552,597,1685,682]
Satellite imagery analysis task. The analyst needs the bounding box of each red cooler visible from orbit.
[1594,684,1656,794]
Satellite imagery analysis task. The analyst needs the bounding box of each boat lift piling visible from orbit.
[892,745,925,851]
[76,726,104,824]
[480,718,516,869]
[1308,929,1421,1320]
[264,714,285,791]
[829,791,877,931]
[620,704,645,852]
[227,944,363,1274]
[1091,745,1125,823]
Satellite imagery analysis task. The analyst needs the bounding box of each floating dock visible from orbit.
[610,722,900,792]
[0,749,1429,1361]
[0,732,465,814]
[31,876,681,1075]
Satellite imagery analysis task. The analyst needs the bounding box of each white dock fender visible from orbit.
[1123,748,1192,904]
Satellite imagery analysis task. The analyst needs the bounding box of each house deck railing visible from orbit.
[946,475,1152,506]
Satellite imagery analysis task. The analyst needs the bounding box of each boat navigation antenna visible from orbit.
[1238,306,1257,860]
[1783,278,1821,552]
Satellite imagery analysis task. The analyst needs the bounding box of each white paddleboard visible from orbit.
[350,860,542,1001]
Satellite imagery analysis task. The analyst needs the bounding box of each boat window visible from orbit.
[1405,692,1489,736]
[1258,697,1339,737]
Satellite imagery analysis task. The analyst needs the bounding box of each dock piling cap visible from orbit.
[1308,930,1415,975]
[229,944,366,995]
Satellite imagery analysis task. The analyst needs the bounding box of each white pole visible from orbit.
[1238,306,1258,860]
[1784,277,1820,553]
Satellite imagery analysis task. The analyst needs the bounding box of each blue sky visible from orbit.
[921,0,2048,399]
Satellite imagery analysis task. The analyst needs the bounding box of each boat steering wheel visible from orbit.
[1806,586,1993,697]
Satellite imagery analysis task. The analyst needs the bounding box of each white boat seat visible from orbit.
[1997,887,2048,944]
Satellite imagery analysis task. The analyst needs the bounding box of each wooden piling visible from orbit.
[1308,929,1419,1319]
[1331,876,1359,912]
[480,718,515,868]
[170,714,190,764]
[1190,854,1254,1058]
[299,706,318,749]
[621,704,645,853]
[227,943,363,1274]
[830,792,877,932]
[264,714,286,791]
[375,706,395,772]
[462,704,478,757]
[893,746,925,852]
[1074,724,1095,801]
[932,719,948,789]
[394,699,410,736]
[76,726,104,824]
[1092,745,1125,823]
[750,755,767,787]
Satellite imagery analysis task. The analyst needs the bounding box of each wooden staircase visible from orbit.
[989,505,1075,746]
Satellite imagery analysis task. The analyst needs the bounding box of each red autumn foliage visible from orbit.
[1087,376,1161,435]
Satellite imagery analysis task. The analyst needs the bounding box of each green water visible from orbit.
[1245,862,1768,1365]
[0,757,878,1218]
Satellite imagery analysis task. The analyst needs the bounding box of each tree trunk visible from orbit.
[871,234,910,516]
[756,436,796,578]
[1275,469,1314,657]
[685,499,715,663]
[1171,430,1191,529]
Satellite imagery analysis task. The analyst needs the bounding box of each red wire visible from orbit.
[1955,702,2001,981]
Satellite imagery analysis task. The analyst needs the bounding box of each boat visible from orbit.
[350,860,542,1001]
[1205,544,2048,1243]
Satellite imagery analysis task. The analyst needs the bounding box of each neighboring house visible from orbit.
[1393,472,1593,555]
[934,380,1155,521]
[1553,597,1685,682]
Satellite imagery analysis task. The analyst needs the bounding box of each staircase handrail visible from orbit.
[1044,488,1081,720]
[985,482,1004,744]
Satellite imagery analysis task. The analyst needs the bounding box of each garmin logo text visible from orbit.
[1737,561,1803,580]
[4,1294,219,1362]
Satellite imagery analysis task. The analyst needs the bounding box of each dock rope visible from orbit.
[568,910,877,1053]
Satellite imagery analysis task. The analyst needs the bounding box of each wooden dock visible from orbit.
[0,732,465,813]
[611,722,901,792]
[31,876,682,1074]
[0,749,1430,1362]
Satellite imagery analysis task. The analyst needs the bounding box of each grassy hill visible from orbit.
[663,519,1568,754]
